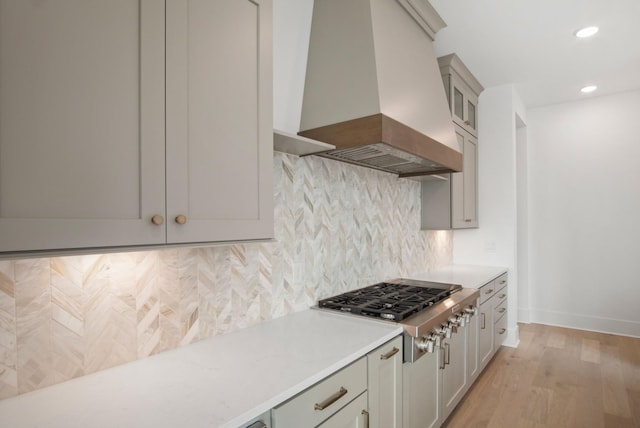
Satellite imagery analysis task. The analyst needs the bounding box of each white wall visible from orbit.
[527,90,640,336]
[453,84,527,346]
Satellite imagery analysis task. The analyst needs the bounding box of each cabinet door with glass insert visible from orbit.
[450,77,478,137]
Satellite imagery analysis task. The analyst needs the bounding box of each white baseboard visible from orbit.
[503,324,519,348]
[529,308,640,338]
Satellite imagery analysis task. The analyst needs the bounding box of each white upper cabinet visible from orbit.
[438,54,483,138]
[165,0,273,244]
[421,53,481,230]
[0,0,166,252]
[0,0,273,254]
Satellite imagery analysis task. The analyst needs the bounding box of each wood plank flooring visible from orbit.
[443,323,640,428]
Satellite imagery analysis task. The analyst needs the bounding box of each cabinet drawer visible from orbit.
[317,391,368,427]
[493,288,508,323]
[272,357,367,428]
[494,273,508,293]
[494,315,508,349]
[478,280,497,305]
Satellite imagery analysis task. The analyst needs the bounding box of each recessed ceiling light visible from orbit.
[581,85,598,93]
[575,26,599,38]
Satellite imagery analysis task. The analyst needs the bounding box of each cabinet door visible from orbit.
[367,336,402,428]
[441,325,468,421]
[478,298,494,369]
[165,0,273,244]
[462,133,478,226]
[450,77,478,138]
[403,350,440,428]
[466,301,480,383]
[451,128,478,229]
[0,0,166,252]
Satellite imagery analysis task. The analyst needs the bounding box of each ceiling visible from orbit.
[429,0,640,108]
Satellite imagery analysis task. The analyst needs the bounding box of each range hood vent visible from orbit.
[298,0,461,176]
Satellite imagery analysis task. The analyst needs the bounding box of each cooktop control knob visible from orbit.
[416,335,436,353]
[457,313,466,327]
[441,323,452,338]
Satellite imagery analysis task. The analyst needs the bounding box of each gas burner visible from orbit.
[318,279,462,322]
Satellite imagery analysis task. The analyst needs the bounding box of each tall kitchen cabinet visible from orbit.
[0,0,273,253]
[421,53,482,230]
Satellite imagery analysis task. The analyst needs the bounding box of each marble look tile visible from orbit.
[0,261,17,399]
[0,151,453,400]
[135,252,161,359]
[98,253,138,372]
[197,246,231,340]
[14,259,54,394]
[157,248,199,351]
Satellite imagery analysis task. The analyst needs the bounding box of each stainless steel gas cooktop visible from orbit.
[318,278,462,322]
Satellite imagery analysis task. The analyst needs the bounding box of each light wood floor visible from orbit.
[443,323,640,428]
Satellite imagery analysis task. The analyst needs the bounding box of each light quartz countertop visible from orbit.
[413,264,508,289]
[0,309,402,428]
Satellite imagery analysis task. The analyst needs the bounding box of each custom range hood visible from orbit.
[298,0,461,177]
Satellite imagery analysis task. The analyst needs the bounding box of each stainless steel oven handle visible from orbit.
[439,345,446,370]
[444,342,451,366]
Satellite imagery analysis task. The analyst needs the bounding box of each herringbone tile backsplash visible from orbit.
[0,152,452,399]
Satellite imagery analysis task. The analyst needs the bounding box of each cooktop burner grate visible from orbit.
[318,279,462,321]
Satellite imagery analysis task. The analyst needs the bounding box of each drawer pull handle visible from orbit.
[380,347,399,360]
[481,312,486,329]
[498,308,506,313]
[498,294,507,299]
[314,387,348,411]
[362,409,370,428]
[499,280,506,284]
[246,422,267,428]
[485,288,494,294]
[498,328,506,335]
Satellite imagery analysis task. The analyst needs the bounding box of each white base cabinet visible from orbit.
[478,297,494,369]
[402,349,440,428]
[477,273,509,371]
[271,335,403,428]
[367,336,402,428]
[440,321,469,422]
[272,358,367,428]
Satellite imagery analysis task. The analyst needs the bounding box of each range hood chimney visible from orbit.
[298,0,461,177]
